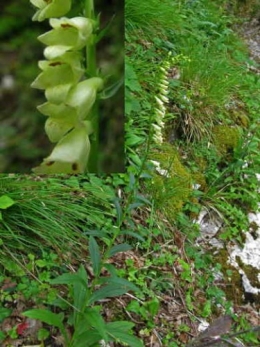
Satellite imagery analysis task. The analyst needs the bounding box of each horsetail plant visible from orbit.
[30,0,109,173]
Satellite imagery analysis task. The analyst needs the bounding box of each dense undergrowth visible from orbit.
[1,0,260,346]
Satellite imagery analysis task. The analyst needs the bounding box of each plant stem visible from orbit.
[85,0,99,172]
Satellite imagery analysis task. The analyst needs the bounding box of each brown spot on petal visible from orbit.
[46,161,55,166]
[49,62,62,67]
[61,24,73,28]
[72,163,78,171]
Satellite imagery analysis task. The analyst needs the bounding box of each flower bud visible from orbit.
[66,77,104,120]
[30,0,71,22]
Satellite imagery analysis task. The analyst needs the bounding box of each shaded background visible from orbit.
[0,0,124,173]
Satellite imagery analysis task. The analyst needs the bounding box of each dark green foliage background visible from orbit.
[0,0,124,173]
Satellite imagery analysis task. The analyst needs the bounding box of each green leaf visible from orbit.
[119,230,145,242]
[73,329,102,347]
[84,230,107,238]
[88,285,128,304]
[99,78,124,100]
[23,309,64,331]
[106,322,144,347]
[89,236,101,276]
[89,277,139,305]
[106,321,134,331]
[0,195,15,209]
[73,266,89,324]
[125,59,141,92]
[103,263,117,277]
[83,307,107,340]
[145,298,160,316]
[0,331,5,342]
[95,14,115,43]
[0,307,12,323]
[125,134,144,147]
[108,243,132,257]
[113,198,123,224]
[105,277,139,291]
[50,273,87,288]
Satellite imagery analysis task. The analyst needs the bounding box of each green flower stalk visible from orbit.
[152,59,170,144]
[30,0,104,174]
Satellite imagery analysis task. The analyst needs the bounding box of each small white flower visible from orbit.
[155,108,165,118]
[160,95,169,103]
[150,160,160,167]
[159,88,169,95]
[155,96,164,107]
[153,134,163,144]
[158,82,169,89]
[152,123,162,131]
[159,66,167,73]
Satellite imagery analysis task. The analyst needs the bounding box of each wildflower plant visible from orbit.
[152,53,172,145]
[30,0,116,174]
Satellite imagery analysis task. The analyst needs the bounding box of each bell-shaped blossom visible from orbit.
[30,0,71,22]
[31,53,84,103]
[37,77,103,120]
[38,17,93,59]
[32,125,91,174]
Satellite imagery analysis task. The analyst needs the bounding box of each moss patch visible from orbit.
[212,125,241,156]
[214,249,244,305]
[148,144,192,221]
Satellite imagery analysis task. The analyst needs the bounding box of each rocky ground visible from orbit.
[240,17,260,63]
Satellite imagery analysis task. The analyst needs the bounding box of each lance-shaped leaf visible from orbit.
[66,77,104,120]
[30,0,71,22]
[38,17,93,59]
[32,125,92,174]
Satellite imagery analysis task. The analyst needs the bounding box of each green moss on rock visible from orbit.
[148,144,192,220]
[212,125,241,155]
[214,249,243,305]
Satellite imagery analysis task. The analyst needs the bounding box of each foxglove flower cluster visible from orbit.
[152,57,171,144]
[30,0,103,173]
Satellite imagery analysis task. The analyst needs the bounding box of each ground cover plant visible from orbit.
[1,0,260,346]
